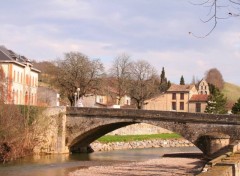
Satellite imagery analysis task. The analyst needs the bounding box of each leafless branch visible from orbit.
[190,0,239,38]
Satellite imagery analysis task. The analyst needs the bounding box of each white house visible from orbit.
[0,45,40,105]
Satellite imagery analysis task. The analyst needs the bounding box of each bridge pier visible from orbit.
[196,133,230,157]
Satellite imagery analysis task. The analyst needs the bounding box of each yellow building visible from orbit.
[144,83,209,113]
[0,46,40,105]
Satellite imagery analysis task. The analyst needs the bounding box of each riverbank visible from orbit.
[69,157,206,176]
[91,138,194,151]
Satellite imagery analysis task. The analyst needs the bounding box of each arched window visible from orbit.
[13,70,16,82]
[20,91,22,104]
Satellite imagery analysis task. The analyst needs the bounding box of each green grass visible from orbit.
[222,82,240,103]
[97,133,181,143]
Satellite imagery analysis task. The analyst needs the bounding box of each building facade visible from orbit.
[198,79,210,95]
[143,83,209,113]
[0,46,40,105]
[81,93,131,108]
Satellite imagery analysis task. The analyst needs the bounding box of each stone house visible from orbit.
[81,91,131,108]
[37,86,60,106]
[189,94,209,113]
[0,46,40,105]
[144,80,209,113]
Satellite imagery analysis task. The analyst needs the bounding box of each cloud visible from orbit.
[0,0,239,85]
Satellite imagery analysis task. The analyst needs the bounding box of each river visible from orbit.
[0,147,203,176]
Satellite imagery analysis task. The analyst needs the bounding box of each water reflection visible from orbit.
[0,147,202,176]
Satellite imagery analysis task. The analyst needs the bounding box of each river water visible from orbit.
[0,147,202,176]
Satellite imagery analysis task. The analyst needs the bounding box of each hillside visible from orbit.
[222,82,240,108]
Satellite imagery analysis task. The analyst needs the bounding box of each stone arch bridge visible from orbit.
[44,107,240,157]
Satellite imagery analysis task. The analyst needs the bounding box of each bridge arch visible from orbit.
[66,107,240,157]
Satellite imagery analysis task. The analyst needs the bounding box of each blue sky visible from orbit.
[0,0,239,85]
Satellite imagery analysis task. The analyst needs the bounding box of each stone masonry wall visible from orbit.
[91,138,194,152]
[107,123,172,135]
[33,106,69,154]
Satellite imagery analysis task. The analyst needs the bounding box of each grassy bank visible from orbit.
[97,133,181,143]
[222,82,240,103]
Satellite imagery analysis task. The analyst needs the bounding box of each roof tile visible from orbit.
[189,94,209,102]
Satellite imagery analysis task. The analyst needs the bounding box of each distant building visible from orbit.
[37,86,60,106]
[189,94,209,113]
[198,79,210,95]
[143,83,209,113]
[81,93,131,108]
[0,46,40,105]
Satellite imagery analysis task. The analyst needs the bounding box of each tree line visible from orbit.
[32,52,240,114]
[34,52,172,109]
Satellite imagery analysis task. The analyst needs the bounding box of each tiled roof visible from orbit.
[189,94,209,102]
[0,45,27,63]
[0,45,40,72]
[167,84,195,92]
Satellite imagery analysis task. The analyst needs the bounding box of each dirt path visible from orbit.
[68,157,205,176]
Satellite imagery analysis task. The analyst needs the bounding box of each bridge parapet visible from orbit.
[67,107,240,125]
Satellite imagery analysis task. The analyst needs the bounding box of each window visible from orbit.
[172,102,176,110]
[180,102,184,110]
[13,70,16,82]
[172,93,176,100]
[180,93,184,100]
[196,103,201,113]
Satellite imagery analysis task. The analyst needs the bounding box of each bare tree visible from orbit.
[32,60,58,86]
[109,54,132,105]
[55,52,104,106]
[190,0,240,37]
[205,68,224,90]
[128,60,159,109]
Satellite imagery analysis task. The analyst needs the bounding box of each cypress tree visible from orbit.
[232,98,240,114]
[159,67,170,93]
[180,75,185,85]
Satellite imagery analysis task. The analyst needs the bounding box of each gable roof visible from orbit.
[167,84,195,92]
[0,45,27,63]
[189,94,209,102]
[0,45,40,73]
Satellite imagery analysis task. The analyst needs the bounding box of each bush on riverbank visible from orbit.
[0,103,48,163]
[97,133,181,143]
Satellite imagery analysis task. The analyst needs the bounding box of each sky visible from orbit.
[0,0,239,85]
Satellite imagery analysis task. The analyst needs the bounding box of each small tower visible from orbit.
[198,79,210,95]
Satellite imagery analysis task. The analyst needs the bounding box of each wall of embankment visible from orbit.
[197,141,240,176]
[90,138,194,151]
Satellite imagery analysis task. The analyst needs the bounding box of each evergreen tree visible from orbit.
[191,75,196,85]
[167,80,171,89]
[180,75,185,85]
[159,67,170,93]
[232,98,240,114]
[205,85,227,114]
